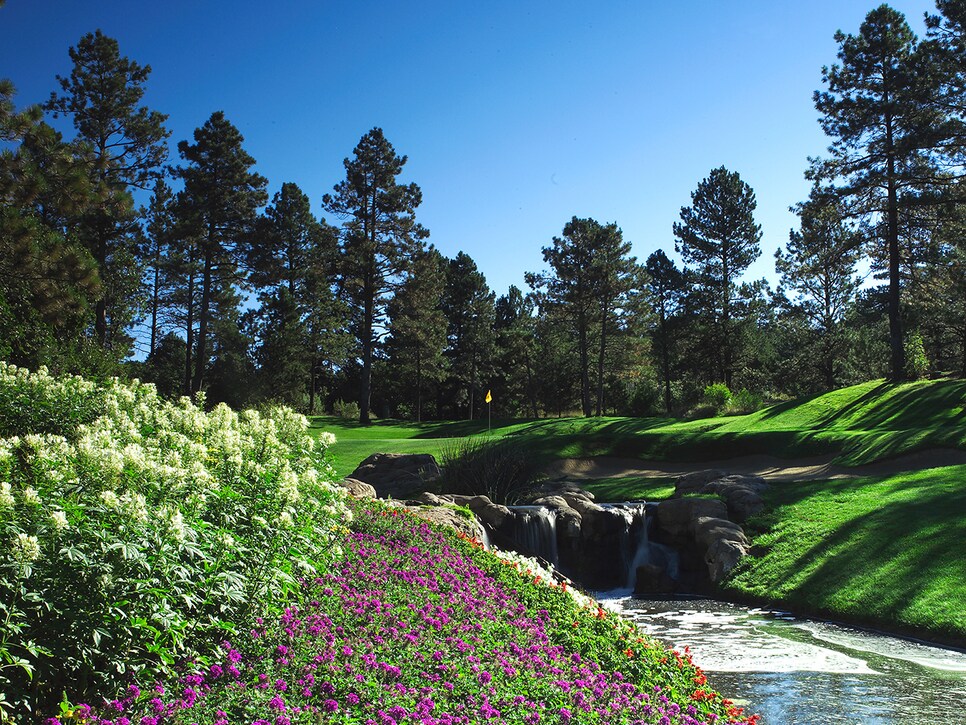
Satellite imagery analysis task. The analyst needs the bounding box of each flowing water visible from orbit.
[602,596,966,724]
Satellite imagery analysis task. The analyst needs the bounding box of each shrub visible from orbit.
[0,363,105,438]
[723,388,764,415]
[905,332,929,380]
[438,437,544,504]
[703,382,732,410]
[332,397,360,420]
[0,365,348,719]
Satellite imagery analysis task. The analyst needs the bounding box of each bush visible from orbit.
[723,388,764,416]
[703,382,732,410]
[332,398,360,420]
[905,332,929,380]
[0,365,348,719]
[438,438,544,504]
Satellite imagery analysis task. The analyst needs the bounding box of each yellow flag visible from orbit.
[485,390,492,404]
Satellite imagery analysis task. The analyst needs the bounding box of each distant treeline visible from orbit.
[5,4,966,421]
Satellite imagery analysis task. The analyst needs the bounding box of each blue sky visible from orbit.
[0,0,938,298]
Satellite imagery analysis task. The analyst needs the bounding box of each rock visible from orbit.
[674,470,727,496]
[654,498,729,538]
[349,453,441,499]
[633,562,676,595]
[705,537,748,582]
[413,491,449,506]
[692,516,748,549]
[407,506,487,541]
[673,471,768,523]
[338,477,377,499]
[465,496,512,531]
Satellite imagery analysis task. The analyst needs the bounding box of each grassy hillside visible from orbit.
[316,378,966,477]
[720,464,966,645]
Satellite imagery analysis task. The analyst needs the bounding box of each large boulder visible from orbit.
[673,471,768,523]
[338,477,377,499]
[705,537,749,582]
[654,497,729,539]
[465,495,513,531]
[349,453,441,499]
[408,506,487,541]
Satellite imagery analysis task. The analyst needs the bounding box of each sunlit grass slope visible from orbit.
[720,464,966,645]
[314,378,966,477]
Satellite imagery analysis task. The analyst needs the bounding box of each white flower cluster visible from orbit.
[0,363,351,590]
[11,532,40,562]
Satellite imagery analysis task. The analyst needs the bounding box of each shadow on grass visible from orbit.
[732,469,966,638]
[842,381,966,430]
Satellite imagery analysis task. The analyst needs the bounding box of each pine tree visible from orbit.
[494,286,539,417]
[776,186,864,389]
[673,166,762,387]
[813,5,950,380]
[141,179,175,356]
[385,246,448,421]
[443,252,495,420]
[644,250,687,414]
[0,79,102,368]
[47,30,169,352]
[175,111,267,394]
[248,182,344,406]
[322,128,427,423]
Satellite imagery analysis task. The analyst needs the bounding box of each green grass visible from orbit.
[315,380,966,643]
[315,378,966,478]
[579,476,677,501]
[720,464,966,644]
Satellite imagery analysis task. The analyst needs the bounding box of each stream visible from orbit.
[601,596,966,724]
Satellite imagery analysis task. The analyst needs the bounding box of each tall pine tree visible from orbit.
[47,30,169,353]
[175,112,266,394]
[673,167,762,387]
[322,128,427,423]
[813,5,949,380]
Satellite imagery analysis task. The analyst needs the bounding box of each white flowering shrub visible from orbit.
[0,366,348,720]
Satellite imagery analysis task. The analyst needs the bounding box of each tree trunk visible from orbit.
[193,250,212,394]
[596,305,607,417]
[886,170,905,381]
[578,309,592,417]
[95,232,108,347]
[660,306,672,415]
[359,277,373,425]
[149,261,160,356]
[308,356,317,414]
[416,349,423,422]
[184,267,194,396]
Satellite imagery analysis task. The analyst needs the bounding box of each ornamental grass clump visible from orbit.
[100,501,757,725]
[0,364,349,720]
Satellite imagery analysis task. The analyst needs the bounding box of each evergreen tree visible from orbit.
[643,250,687,414]
[775,186,863,389]
[141,178,175,356]
[494,286,539,418]
[813,5,950,380]
[248,182,344,407]
[322,128,427,423]
[588,222,642,415]
[47,30,169,353]
[385,246,448,421]
[443,252,495,420]
[175,112,266,394]
[527,217,615,416]
[673,166,762,387]
[0,79,102,369]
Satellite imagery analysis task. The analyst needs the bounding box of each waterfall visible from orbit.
[600,503,649,588]
[508,505,559,568]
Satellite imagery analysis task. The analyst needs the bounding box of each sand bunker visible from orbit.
[545,449,966,483]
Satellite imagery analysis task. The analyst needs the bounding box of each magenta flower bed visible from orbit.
[61,503,757,725]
